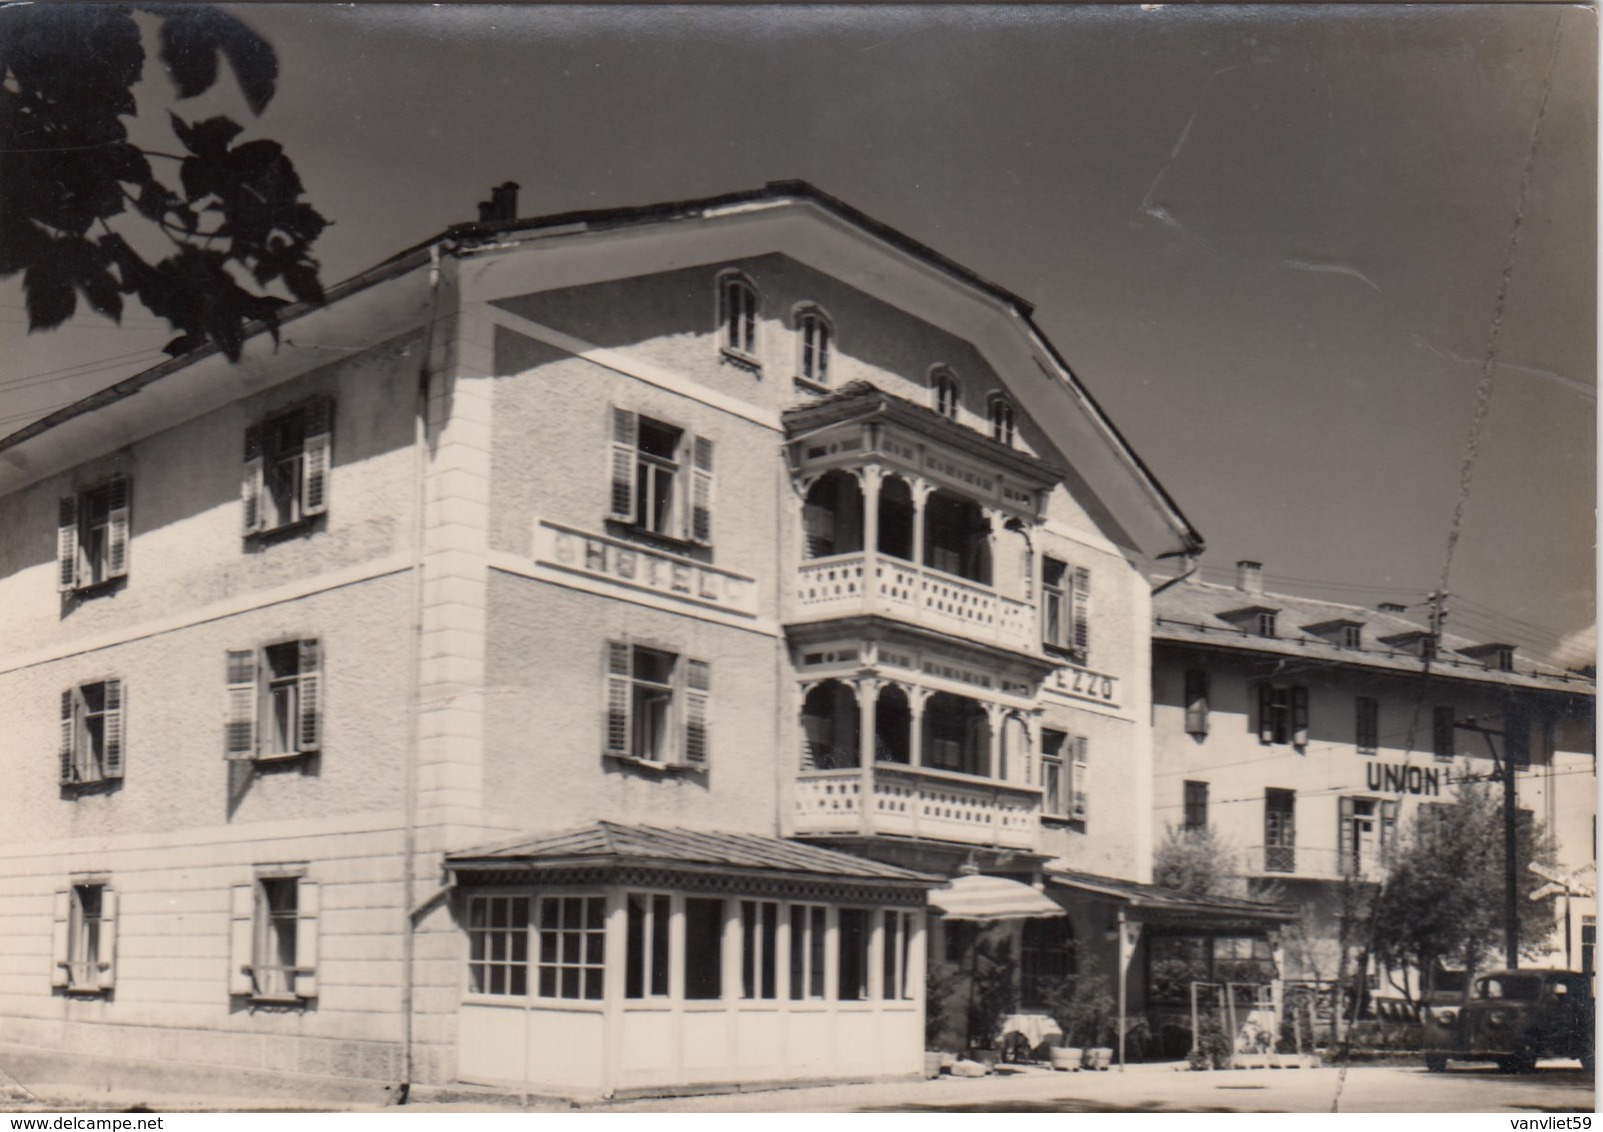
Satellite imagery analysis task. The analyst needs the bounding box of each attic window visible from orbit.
[1491,647,1513,672]
[1342,625,1362,649]
[796,307,832,386]
[1257,612,1277,638]
[988,395,1016,447]
[932,370,960,420]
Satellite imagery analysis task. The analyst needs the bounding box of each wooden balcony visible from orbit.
[793,764,1042,851]
[794,553,1036,654]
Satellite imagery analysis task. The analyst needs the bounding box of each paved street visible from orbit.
[3,1060,1592,1114]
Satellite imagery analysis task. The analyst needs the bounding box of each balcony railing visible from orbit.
[794,764,1041,851]
[794,553,1036,653]
[1241,844,1388,882]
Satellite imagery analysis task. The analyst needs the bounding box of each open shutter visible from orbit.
[683,658,710,766]
[229,883,255,996]
[608,408,638,522]
[1071,566,1090,658]
[102,679,124,780]
[242,424,265,535]
[96,889,118,990]
[604,641,631,756]
[1185,671,1210,737]
[1071,735,1089,819]
[301,399,332,518]
[1258,685,1275,744]
[60,688,77,785]
[57,495,79,592]
[1292,686,1310,748]
[1338,797,1356,876]
[686,435,714,545]
[105,476,130,579]
[297,639,321,753]
[51,890,70,987]
[225,650,258,760]
[1380,799,1400,852]
[294,879,320,998]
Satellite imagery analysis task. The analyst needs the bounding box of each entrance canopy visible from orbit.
[929,873,1066,921]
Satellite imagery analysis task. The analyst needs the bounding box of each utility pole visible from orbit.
[1457,718,1518,968]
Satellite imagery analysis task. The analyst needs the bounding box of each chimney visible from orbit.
[1236,560,1263,594]
[476,181,521,225]
[1378,602,1407,614]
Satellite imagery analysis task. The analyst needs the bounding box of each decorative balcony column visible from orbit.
[982,701,1004,781]
[908,685,932,768]
[858,464,883,559]
[1022,710,1044,789]
[909,477,934,571]
[855,675,883,832]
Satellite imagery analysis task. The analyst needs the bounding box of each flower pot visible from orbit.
[1048,1046,1083,1072]
[924,1051,944,1079]
[1088,1047,1114,1071]
[972,1048,1001,1068]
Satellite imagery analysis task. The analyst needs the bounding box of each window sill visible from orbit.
[601,520,710,557]
[1041,813,1085,829]
[247,993,306,1007]
[792,376,830,395]
[719,347,761,374]
[245,514,325,544]
[62,985,109,997]
[604,753,704,775]
[65,576,125,599]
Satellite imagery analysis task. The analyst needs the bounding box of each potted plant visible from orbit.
[1041,959,1115,1071]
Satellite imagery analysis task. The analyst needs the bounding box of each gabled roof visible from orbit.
[1153,576,1592,695]
[445,821,940,886]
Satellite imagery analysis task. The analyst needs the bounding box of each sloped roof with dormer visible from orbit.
[1153,575,1593,695]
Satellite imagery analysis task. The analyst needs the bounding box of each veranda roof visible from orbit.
[928,873,1067,921]
[1047,867,1298,931]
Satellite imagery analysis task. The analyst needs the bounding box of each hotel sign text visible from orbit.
[535,520,759,617]
[1366,762,1445,797]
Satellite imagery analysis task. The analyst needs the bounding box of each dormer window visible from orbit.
[1460,643,1516,672]
[718,272,759,367]
[1493,647,1513,672]
[1342,625,1361,649]
[1257,611,1277,638]
[932,369,960,420]
[988,395,1016,447]
[796,307,832,386]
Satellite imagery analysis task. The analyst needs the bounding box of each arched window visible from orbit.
[874,685,911,764]
[877,474,915,561]
[931,369,960,420]
[718,272,759,359]
[801,470,863,559]
[801,681,859,770]
[923,489,992,585]
[796,307,832,386]
[988,395,1016,447]
[922,692,990,777]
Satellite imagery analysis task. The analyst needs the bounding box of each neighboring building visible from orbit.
[1151,561,1597,1001]
[0,182,1275,1100]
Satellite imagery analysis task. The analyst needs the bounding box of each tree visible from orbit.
[1153,824,1250,899]
[0,4,327,363]
[1371,775,1557,989]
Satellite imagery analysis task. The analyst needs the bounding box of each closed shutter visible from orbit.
[1258,685,1276,744]
[294,879,319,998]
[225,650,258,759]
[242,424,265,535]
[604,641,631,756]
[105,476,130,579]
[57,495,79,592]
[102,678,124,780]
[684,658,710,766]
[608,408,638,522]
[96,889,118,990]
[1338,797,1356,876]
[687,436,714,545]
[301,398,332,517]
[1185,670,1210,736]
[229,883,255,996]
[297,639,321,753]
[60,688,77,785]
[51,890,71,988]
[1071,567,1090,658]
[1292,686,1310,748]
[1380,799,1400,850]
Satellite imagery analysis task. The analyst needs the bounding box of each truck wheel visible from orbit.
[1425,1054,1447,1073]
[1511,1042,1539,1074]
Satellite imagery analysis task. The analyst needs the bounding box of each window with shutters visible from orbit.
[1356,696,1379,755]
[230,872,318,1002]
[1184,670,1210,738]
[1257,684,1309,748]
[52,882,115,994]
[796,306,832,387]
[57,477,131,593]
[1183,781,1209,831]
[468,894,531,996]
[538,895,606,1001]
[718,271,760,368]
[932,369,960,420]
[224,640,322,762]
[606,408,714,546]
[242,400,332,537]
[1041,558,1092,662]
[988,395,1016,447]
[1040,729,1069,818]
[1338,797,1397,877]
[59,679,124,787]
[1069,734,1090,821]
[602,641,710,768]
[1264,789,1295,873]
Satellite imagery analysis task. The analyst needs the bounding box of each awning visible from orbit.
[928,873,1066,921]
[1045,866,1298,931]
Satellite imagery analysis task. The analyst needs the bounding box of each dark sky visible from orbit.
[3,3,1595,664]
